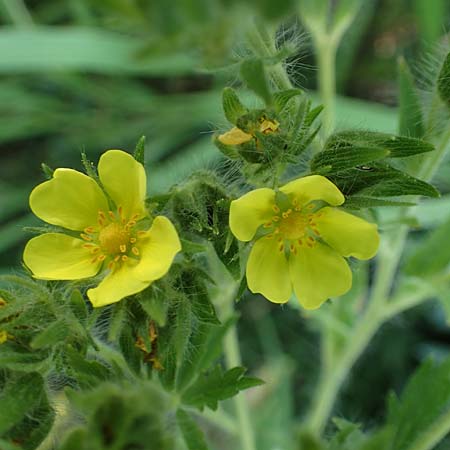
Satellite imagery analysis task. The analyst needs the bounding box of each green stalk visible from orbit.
[406,409,450,450]
[315,36,338,136]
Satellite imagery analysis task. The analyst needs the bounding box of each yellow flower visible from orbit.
[23,150,181,308]
[229,175,379,309]
[218,119,279,146]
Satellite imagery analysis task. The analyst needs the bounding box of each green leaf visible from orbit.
[69,289,88,322]
[404,214,450,276]
[30,318,69,349]
[222,87,248,124]
[398,57,425,138]
[0,373,46,435]
[273,88,303,113]
[311,146,389,173]
[328,163,439,198]
[437,51,450,108]
[133,135,146,164]
[181,365,264,411]
[176,408,209,450]
[139,287,168,327]
[343,196,415,209]
[386,357,450,450]
[240,58,272,105]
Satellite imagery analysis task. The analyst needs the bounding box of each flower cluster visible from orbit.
[23,151,379,310]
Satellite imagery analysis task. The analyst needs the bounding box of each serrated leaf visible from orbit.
[328,163,439,198]
[0,373,45,435]
[176,408,209,450]
[386,357,450,450]
[398,56,425,138]
[222,87,248,124]
[240,58,272,105]
[438,51,450,108]
[311,146,389,173]
[181,365,264,411]
[404,214,450,276]
[342,196,415,209]
[273,88,303,113]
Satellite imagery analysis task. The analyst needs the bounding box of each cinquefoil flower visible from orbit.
[24,150,181,307]
[229,175,379,309]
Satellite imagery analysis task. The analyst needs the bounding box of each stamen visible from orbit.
[307,203,315,210]
[293,247,298,255]
[137,231,147,237]
[290,244,295,252]
[98,254,106,262]
[278,243,284,252]
[278,237,283,242]
[81,234,92,241]
[308,236,315,242]
[91,247,100,254]
[83,243,95,248]
[132,247,139,256]
[130,237,137,243]
[120,244,127,253]
[114,255,121,262]
[272,205,280,213]
[122,255,128,262]
[84,226,95,234]
[298,239,303,246]
[108,261,115,270]
[263,222,272,228]
[108,211,115,220]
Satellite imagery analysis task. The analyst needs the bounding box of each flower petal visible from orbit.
[87,264,149,308]
[246,236,291,303]
[218,127,253,145]
[280,175,344,207]
[132,216,181,281]
[23,233,101,280]
[30,169,108,231]
[230,188,275,242]
[98,149,147,220]
[316,207,379,260]
[289,242,352,309]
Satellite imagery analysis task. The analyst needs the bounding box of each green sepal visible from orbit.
[438,51,450,108]
[41,162,54,179]
[213,134,241,159]
[222,87,248,124]
[30,318,69,349]
[133,135,146,164]
[240,58,272,105]
[273,88,303,113]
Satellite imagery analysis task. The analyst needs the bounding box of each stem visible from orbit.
[315,36,337,136]
[0,0,34,26]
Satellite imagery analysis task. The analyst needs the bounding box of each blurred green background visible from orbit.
[0,0,449,443]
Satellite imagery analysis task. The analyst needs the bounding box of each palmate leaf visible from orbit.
[311,131,434,173]
[181,365,264,411]
[326,163,439,198]
[386,357,450,450]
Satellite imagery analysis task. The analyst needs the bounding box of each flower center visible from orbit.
[263,199,322,254]
[80,208,144,270]
[98,223,130,255]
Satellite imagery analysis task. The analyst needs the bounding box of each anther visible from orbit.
[108,261,115,270]
[308,236,315,242]
[137,231,146,237]
[83,243,95,248]
[298,239,303,246]
[84,226,95,234]
[130,237,137,243]
[272,216,280,222]
[120,244,127,253]
[307,203,315,210]
[278,244,284,252]
[114,255,120,262]
[91,248,100,254]
[81,234,92,241]
[122,255,128,262]
[108,211,115,220]
[290,244,295,252]
[263,222,272,228]
[98,254,106,262]
[272,205,280,213]
[132,247,139,256]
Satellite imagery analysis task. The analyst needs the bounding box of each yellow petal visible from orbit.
[289,242,352,309]
[246,236,292,303]
[98,149,147,220]
[132,216,181,281]
[218,127,253,145]
[280,175,345,207]
[23,233,101,280]
[229,188,275,242]
[87,264,149,308]
[316,207,379,260]
[30,169,108,231]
